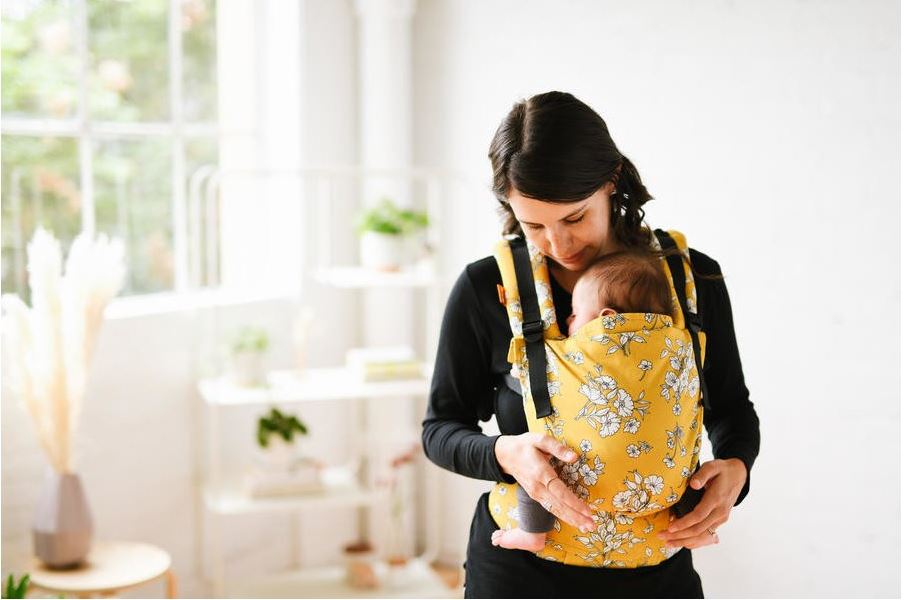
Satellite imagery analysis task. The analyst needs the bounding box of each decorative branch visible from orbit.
[2,227,126,473]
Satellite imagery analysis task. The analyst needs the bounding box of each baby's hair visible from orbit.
[578,251,673,316]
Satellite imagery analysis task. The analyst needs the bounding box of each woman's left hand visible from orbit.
[657,458,748,549]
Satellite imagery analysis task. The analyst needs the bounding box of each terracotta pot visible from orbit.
[343,540,379,589]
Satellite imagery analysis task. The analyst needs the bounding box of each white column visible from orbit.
[217,0,304,295]
[216,0,259,291]
[354,0,417,346]
[354,0,416,207]
[354,0,419,559]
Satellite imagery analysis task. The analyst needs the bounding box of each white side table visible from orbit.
[27,541,176,598]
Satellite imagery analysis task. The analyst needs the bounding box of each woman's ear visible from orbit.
[599,308,617,317]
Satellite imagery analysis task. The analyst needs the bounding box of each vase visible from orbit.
[231,351,266,387]
[32,468,93,568]
[343,540,380,589]
[359,232,406,271]
[256,436,299,472]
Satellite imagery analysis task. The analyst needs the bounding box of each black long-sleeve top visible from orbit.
[422,246,760,506]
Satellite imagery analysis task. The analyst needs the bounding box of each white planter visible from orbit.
[257,436,299,472]
[231,351,265,387]
[360,231,406,271]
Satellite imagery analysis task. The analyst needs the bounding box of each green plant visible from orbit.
[231,326,269,355]
[257,407,309,448]
[2,573,29,600]
[356,198,429,236]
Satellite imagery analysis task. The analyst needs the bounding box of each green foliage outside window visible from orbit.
[1,0,218,298]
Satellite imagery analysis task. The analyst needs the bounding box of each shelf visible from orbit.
[204,467,390,515]
[226,557,459,599]
[313,265,437,288]
[199,366,432,406]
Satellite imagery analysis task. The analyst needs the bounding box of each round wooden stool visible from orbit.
[28,541,175,598]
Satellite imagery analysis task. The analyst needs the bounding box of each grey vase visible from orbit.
[32,469,93,568]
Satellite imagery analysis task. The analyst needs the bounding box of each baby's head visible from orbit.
[567,251,673,336]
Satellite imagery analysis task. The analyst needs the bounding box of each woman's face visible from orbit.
[507,182,619,273]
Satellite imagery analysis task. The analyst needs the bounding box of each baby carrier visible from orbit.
[488,229,710,568]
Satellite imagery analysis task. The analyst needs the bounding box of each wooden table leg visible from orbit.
[165,570,178,599]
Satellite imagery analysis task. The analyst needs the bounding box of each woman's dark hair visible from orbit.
[488,91,722,281]
[488,91,653,249]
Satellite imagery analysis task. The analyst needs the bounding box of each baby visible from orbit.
[491,250,673,552]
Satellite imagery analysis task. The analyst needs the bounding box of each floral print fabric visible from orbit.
[489,231,706,568]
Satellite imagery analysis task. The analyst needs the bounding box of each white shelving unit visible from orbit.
[229,560,455,599]
[199,366,432,407]
[202,465,388,516]
[193,167,466,599]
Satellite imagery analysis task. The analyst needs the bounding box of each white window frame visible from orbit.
[2,0,218,315]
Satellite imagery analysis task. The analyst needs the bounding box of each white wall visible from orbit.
[413,0,900,597]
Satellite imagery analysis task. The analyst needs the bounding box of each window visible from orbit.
[1,0,218,300]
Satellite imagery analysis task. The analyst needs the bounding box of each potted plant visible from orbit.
[356,198,429,271]
[342,540,379,589]
[3,574,30,599]
[2,228,126,569]
[256,407,309,471]
[377,442,420,570]
[230,326,269,387]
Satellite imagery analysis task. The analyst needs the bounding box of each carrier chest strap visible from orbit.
[654,230,711,411]
[511,238,553,418]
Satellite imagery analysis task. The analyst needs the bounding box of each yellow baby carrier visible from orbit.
[488,229,710,568]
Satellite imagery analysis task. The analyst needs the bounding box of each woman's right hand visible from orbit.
[494,432,596,532]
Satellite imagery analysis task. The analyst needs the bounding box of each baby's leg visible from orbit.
[491,527,546,551]
[490,485,555,552]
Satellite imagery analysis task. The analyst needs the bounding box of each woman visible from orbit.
[422,91,760,598]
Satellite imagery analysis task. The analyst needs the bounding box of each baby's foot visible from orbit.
[491,528,547,552]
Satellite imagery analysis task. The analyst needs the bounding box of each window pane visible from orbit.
[1,135,81,300]
[89,0,168,122]
[182,0,217,122]
[186,137,217,175]
[1,0,79,119]
[94,139,172,295]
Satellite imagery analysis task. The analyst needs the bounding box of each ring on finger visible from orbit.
[706,527,717,537]
[541,500,553,511]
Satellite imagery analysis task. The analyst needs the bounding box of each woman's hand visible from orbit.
[658,458,748,549]
[494,433,596,532]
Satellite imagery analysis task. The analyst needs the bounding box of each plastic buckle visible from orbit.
[686,312,703,333]
[522,319,544,343]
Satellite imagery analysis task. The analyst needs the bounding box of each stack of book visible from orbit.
[243,456,323,498]
[346,346,424,381]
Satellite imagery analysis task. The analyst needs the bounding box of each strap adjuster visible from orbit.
[686,311,703,333]
[522,319,544,343]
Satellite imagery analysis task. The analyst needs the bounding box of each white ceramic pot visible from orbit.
[258,436,299,472]
[360,232,406,271]
[232,351,265,387]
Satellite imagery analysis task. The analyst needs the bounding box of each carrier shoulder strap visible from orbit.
[653,229,711,412]
[509,237,553,418]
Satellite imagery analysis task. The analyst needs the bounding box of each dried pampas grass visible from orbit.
[2,227,126,473]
